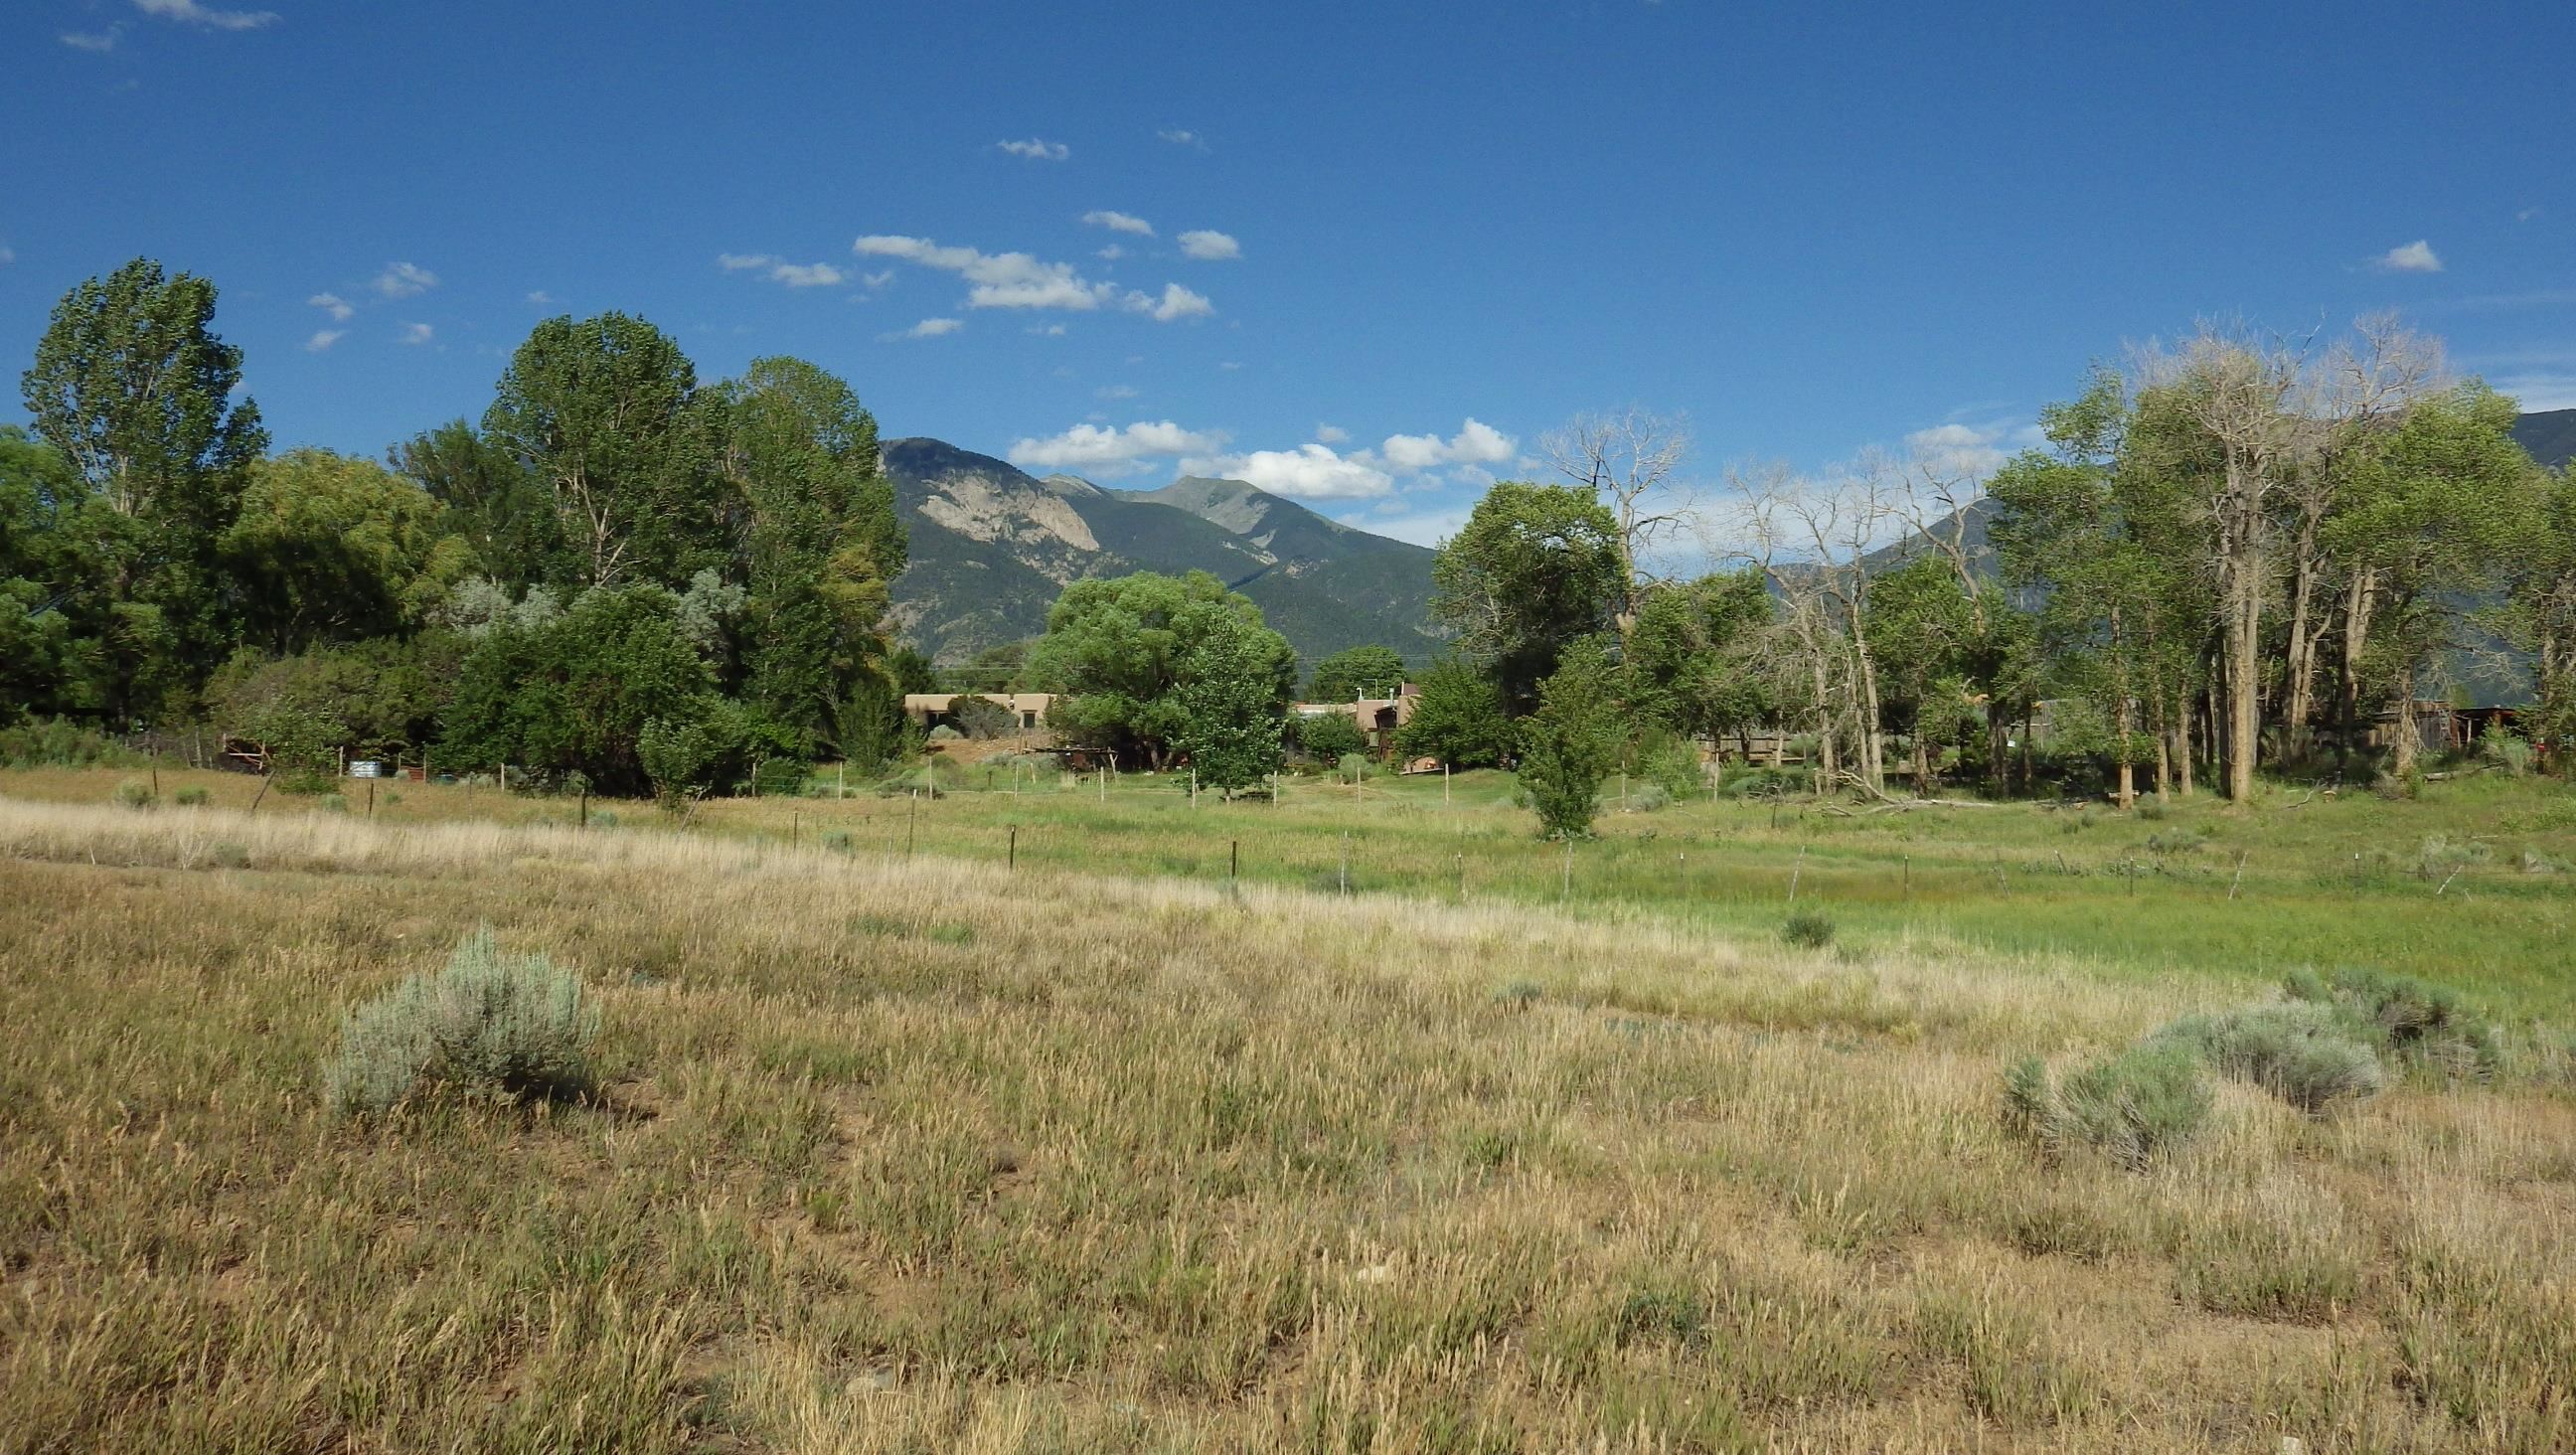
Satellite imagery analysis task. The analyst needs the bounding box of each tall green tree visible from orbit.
[1431,481,1623,713]
[393,419,567,588]
[2507,462,2576,770]
[1623,567,1773,749]
[1305,644,1407,702]
[0,428,101,722]
[715,357,905,744]
[1391,656,1514,768]
[439,584,718,795]
[1030,570,1294,768]
[19,258,268,720]
[482,313,723,591]
[1173,607,1288,795]
[2331,385,2543,776]
[223,449,472,656]
[1515,636,1623,838]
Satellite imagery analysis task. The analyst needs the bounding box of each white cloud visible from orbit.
[1026,323,1066,337]
[1129,282,1212,322]
[861,270,893,288]
[304,329,344,352]
[374,261,437,298]
[1315,424,1350,444]
[1096,384,1138,400]
[134,0,276,30]
[2490,372,2576,412]
[2518,208,2543,224]
[720,253,845,287]
[1378,418,1516,472]
[1340,504,1474,548]
[1010,420,1227,477]
[1157,128,1208,150]
[859,234,1211,320]
[527,290,554,304]
[1178,230,1240,260]
[398,322,433,345]
[1183,443,1395,500]
[61,27,122,50]
[1082,210,1155,237]
[1095,244,1126,261]
[1218,361,1242,371]
[880,317,963,341]
[1904,421,2012,478]
[857,234,1114,311]
[996,138,1069,161]
[2374,240,2443,273]
[307,291,353,321]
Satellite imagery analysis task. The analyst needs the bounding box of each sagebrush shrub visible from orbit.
[325,927,601,1115]
[1781,910,1836,949]
[1628,782,1675,813]
[174,786,210,807]
[112,778,157,810]
[2151,1002,2385,1113]
[2003,1043,2211,1170]
[2286,966,2499,1076]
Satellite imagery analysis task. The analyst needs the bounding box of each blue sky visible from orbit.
[7,0,2573,545]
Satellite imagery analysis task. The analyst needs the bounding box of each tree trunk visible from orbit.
[2390,663,2419,779]
[2114,688,2137,810]
[2225,570,2261,801]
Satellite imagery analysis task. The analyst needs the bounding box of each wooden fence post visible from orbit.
[1009,824,1018,871]
[1787,844,1807,905]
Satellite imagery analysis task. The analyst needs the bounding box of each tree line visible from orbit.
[3,258,914,800]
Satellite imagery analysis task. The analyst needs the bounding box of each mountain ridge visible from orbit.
[881,438,1447,668]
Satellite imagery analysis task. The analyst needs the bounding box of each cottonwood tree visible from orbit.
[19,258,268,721]
[223,449,473,656]
[482,313,724,591]
[2132,323,2311,801]
[716,357,905,747]
[1621,566,1773,755]
[1030,570,1294,768]
[2510,464,2576,769]
[1730,456,1908,794]
[1173,607,1289,795]
[1391,657,1514,768]
[1540,406,1693,646]
[1430,480,1623,713]
[1305,644,1407,702]
[2331,386,2541,776]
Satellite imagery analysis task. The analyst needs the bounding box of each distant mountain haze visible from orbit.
[880,438,1447,668]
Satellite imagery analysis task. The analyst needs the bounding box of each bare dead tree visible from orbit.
[1540,406,1694,646]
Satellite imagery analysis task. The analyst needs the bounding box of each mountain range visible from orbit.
[881,437,1448,669]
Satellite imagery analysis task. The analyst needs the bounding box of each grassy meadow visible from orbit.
[1,767,2573,1450]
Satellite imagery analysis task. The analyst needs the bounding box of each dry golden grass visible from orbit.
[0,795,2570,1452]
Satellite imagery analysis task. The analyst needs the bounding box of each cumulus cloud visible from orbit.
[308,291,353,321]
[304,329,344,352]
[1128,282,1212,321]
[860,270,893,288]
[996,138,1068,160]
[1178,230,1240,260]
[1315,424,1350,444]
[2373,240,2443,273]
[858,235,1111,310]
[1182,443,1395,501]
[1903,421,2012,478]
[1082,210,1155,237]
[61,27,122,50]
[1341,504,1474,548]
[374,261,436,298]
[398,322,433,345]
[527,290,554,304]
[1010,421,1228,477]
[134,0,277,30]
[881,317,962,341]
[719,253,846,287]
[1157,129,1208,150]
[859,234,1211,320]
[1026,323,1066,337]
[1378,418,1516,472]
[1095,244,1126,261]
